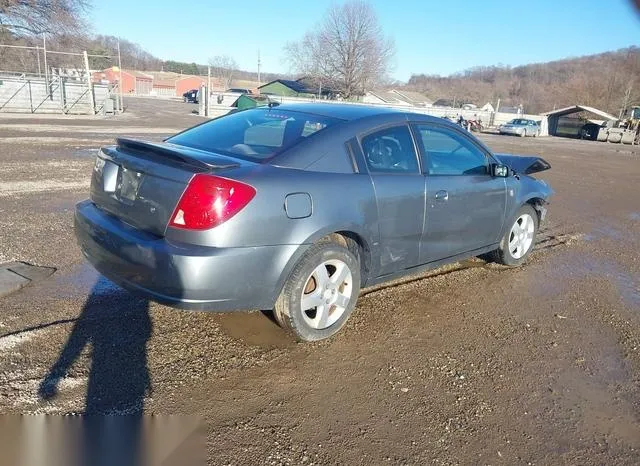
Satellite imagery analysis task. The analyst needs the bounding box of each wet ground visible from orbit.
[0,98,639,465]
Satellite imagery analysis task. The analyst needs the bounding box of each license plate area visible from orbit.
[116,167,143,204]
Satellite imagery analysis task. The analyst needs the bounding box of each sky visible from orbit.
[90,0,640,81]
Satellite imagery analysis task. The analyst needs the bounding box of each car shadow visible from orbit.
[39,278,152,416]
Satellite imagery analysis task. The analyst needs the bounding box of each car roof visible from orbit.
[273,102,433,122]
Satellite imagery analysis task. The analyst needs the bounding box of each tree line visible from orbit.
[407,47,640,115]
[1,0,636,114]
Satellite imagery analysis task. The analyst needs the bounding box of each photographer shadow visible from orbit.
[39,279,152,416]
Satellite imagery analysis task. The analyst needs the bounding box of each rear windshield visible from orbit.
[167,108,339,161]
[509,119,528,125]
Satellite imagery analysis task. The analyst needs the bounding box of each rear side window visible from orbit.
[414,124,488,176]
[361,125,419,174]
[167,108,339,161]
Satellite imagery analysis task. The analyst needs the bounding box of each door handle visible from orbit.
[434,190,449,201]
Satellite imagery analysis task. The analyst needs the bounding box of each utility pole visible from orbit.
[43,34,49,97]
[36,46,41,77]
[117,40,124,112]
[83,51,96,114]
[207,65,211,117]
[257,50,261,88]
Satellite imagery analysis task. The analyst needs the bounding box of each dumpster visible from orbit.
[232,94,274,110]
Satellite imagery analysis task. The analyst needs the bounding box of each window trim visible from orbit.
[344,140,360,174]
[410,122,497,177]
[357,123,423,176]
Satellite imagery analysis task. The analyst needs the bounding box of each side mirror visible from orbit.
[492,163,509,177]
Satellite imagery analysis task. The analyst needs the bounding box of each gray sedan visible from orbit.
[499,118,540,137]
[75,104,553,341]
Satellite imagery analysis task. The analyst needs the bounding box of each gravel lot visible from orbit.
[0,98,639,465]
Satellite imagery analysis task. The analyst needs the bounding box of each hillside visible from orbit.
[2,29,637,114]
[0,33,288,84]
[406,47,640,115]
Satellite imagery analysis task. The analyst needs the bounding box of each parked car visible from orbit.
[579,122,603,140]
[499,118,539,137]
[75,104,553,341]
[183,89,199,103]
[226,88,252,95]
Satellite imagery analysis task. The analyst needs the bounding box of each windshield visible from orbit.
[508,119,528,125]
[167,108,339,161]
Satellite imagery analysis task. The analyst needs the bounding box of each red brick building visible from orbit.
[147,72,216,97]
[92,67,153,95]
[92,68,223,97]
[175,76,207,97]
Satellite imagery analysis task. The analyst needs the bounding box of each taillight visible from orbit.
[169,174,256,230]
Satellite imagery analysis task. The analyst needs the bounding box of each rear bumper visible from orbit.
[74,200,300,311]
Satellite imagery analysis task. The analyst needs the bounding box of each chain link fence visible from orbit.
[0,42,120,115]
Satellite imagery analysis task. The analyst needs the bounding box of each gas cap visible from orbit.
[285,193,312,219]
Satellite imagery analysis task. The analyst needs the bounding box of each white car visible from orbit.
[499,119,539,137]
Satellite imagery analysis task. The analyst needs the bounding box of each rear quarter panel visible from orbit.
[165,164,379,250]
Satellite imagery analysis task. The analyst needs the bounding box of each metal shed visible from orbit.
[541,105,618,138]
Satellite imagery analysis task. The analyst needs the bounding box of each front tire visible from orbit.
[492,205,539,266]
[274,239,361,341]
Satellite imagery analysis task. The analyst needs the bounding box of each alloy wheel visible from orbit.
[508,213,535,259]
[300,259,353,330]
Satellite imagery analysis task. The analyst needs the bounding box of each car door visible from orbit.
[358,124,425,276]
[412,123,506,263]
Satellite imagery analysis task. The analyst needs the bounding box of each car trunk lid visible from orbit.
[89,138,243,236]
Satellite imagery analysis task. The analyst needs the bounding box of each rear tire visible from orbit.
[492,204,538,267]
[274,239,361,342]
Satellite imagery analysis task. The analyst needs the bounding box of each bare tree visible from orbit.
[284,0,394,99]
[0,0,89,36]
[209,55,238,89]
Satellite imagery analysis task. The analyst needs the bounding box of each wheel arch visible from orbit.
[269,226,375,309]
[524,196,547,223]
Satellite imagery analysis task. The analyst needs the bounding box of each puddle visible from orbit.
[52,262,124,299]
[72,148,99,158]
[0,262,56,299]
[215,311,295,349]
[584,224,623,242]
[49,197,77,213]
[29,193,80,213]
[541,251,639,308]
[629,212,640,221]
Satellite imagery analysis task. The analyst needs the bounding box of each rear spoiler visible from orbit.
[494,154,551,175]
[113,138,240,171]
